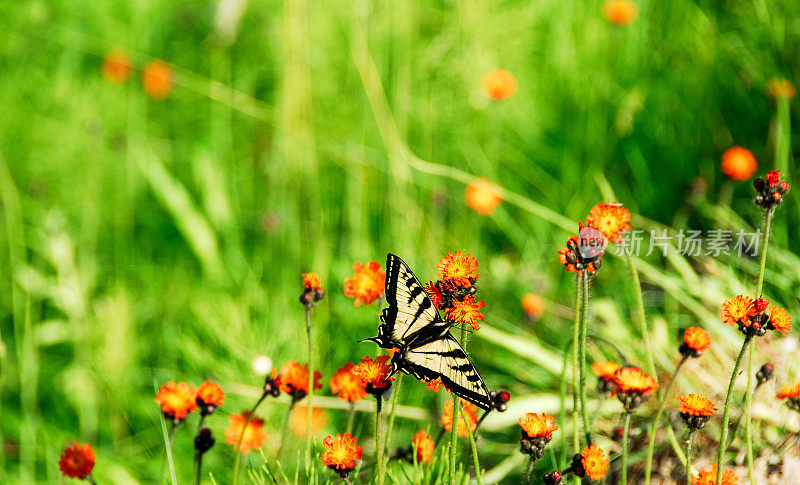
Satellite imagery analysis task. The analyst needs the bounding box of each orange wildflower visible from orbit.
[767,78,796,99]
[613,367,658,395]
[196,381,225,414]
[693,465,738,485]
[352,355,393,394]
[678,394,717,417]
[445,296,486,330]
[155,381,197,420]
[521,293,546,319]
[518,413,558,439]
[580,445,609,480]
[302,272,322,290]
[441,399,479,437]
[585,202,632,243]
[142,60,173,100]
[58,443,96,479]
[603,0,638,25]
[682,326,711,357]
[721,146,757,181]
[482,69,518,101]
[426,377,448,393]
[275,360,322,398]
[437,251,479,287]
[719,295,756,327]
[424,281,444,309]
[768,305,792,334]
[465,178,503,215]
[592,361,620,395]
[225,411,267,454]
[321,433,363,477]
[101,50,133,84]
[329,362,367,402]
[289,406,328,437]
[777,383,800,400]
[343,261,386,306]
[411,430,435,464]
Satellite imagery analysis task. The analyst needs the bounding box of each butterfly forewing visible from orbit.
[383,254,447,342]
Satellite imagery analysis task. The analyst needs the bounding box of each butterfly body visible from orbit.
[362,253,492,410]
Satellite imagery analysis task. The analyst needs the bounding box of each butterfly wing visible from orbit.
[381,253,448,343]
[401,334,492,410]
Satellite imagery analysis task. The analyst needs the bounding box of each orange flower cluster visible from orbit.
[692,465,738,485]
[352,355,393,395]
[681,326,711,357]
[330,362,368,402]
[720,295,792,336]
[302,272,322,290]
[445,296,486,330]
[300,272,325,307]
[225,411,268,454]
[411,430,435,464]
[678,394,717,430]
[321,433,363,478]
[465,178,504,215]
[437,251,479,287]
[441,399,479,437]
[155,381,198,421]
[274,360,322,400]
[592,361,621,395]
[58,443,96,479]
[613,367,658,411]
[519,413,558,439]
[343,261,385,306]
[432,251,487,330]
[558,204,627,275]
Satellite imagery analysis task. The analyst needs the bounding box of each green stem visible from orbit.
[381,374,402,484]
[345,402,356,435]
[644,356,688,484]
[278,399,294,459]
[558,341,571,469]
[448,324,467,484]
[305,306,315,471]
[625,251,657,379]
[375,395,384,483]
[715,335,752,485]
[579,272,592,446]
[621,412,631,485]
[461,407,483,484]
[232,391,269,485]
[571,273,583,484]
[685,431,695,485]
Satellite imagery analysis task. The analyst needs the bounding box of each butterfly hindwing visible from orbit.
[402,334,492,410]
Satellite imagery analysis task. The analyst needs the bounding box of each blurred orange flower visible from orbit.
[677,394,716,417]
[343,261,385,306]
[275,360,322,397]
[591,361,620,380]
[441,399,478,437]
[521,293,546,319]
[603,0,638,25]
[683,326,711,354]
[424,281,444,309]
[426,377,448,393]
[302,272,322,290]
[59,443,96,479]
[482,69,517,101]
[768,305,792,334]
[437,251,479,287]
[613,367,658,396]
[225,411,267,454]
[693,465,738,485]
[777,383,800,400]
[154,381,197,420]
[465,178,503,215]
[720,295,756,328]
[330,362,367,402]
[412,430,435,464]
[196,381,225,413]
[767,78,796,99]
[102,50,133,84]
[445,296,486,330]
[142,60,173,100]
[289,406,328,437]
[721,146,757,181]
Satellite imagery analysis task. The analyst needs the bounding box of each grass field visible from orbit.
[1,0,800,483]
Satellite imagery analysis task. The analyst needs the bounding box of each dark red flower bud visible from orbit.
[753,297,770,314]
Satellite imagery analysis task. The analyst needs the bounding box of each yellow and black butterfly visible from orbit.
[362,253,492,410]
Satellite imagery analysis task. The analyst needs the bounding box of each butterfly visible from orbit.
[361,253,492,410]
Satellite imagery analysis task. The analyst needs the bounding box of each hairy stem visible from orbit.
[685,431,695,485]
[345,402,356,435]
[381,374,402,485]
[375,395,384,483]
[715,335,752,485]
[644,356,688,483]
[579,272,592,446]
[621,412,631,485]
[571,274,583,484]
[305,306,315,471]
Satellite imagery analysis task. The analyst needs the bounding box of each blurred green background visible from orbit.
[1,0,800,482]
